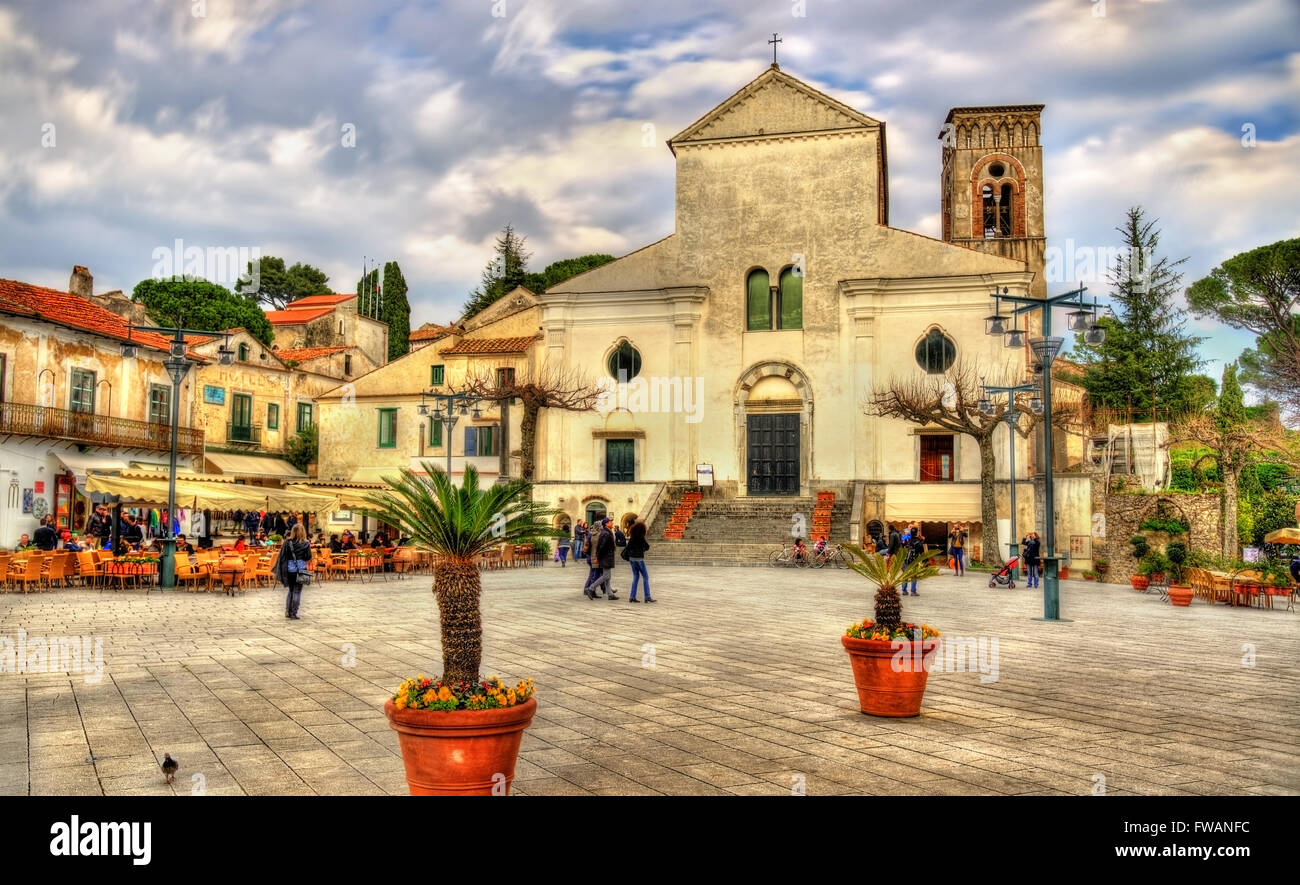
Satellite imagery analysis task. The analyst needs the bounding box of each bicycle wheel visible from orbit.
[794,553,809,568]
[768,549,785,567]
[834,550,850,569]
[810,552,826,569]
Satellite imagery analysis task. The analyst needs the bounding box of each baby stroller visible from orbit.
[988,556,1019,588]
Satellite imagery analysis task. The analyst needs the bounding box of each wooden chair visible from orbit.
[44,553,74,589]
[9,557,44,593]
[176,561,211,592]
[253,551,278,587]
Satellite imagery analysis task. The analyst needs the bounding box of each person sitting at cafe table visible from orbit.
[61,530,85,553]
[15,533,31,550]
[233,534,247,552]
[120,514,144,548]
[328,534,343,555]
[341,532,358,551]
[175,534,193,554]
[372,531,389,549]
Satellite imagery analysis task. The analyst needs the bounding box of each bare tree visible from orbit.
[865,358,1072,565]
[462,362,601,487]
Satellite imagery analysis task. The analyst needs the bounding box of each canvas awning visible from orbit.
[287,483,386,511]
[52,452,132,491]
[85,473,340,512]
[350,466,407,484]
[205,451,308,481]
[883,483,982,522]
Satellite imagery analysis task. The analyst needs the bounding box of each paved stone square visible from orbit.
[1,564,1297,796]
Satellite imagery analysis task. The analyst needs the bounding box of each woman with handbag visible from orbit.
[625,520,655,603]
[276,523,312,620]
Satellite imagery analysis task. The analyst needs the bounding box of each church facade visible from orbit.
[532,65,1056,556]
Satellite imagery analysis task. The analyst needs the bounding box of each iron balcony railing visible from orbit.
[0,402,204,454]
[226,422,262,444]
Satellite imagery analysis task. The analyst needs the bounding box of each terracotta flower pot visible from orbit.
[1130,575,1149,591]
[1168,585,1193,606]
[384,696,537,795]
[841,635,938,718]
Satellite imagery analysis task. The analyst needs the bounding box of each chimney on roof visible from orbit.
[70,266,93,299]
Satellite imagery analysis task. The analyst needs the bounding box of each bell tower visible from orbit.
[940,105,1046,297]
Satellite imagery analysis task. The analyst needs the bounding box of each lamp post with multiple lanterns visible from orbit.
[418,389,484,480]
[977,380,1038,571]
[984,284,1107,620]
[120,323,235,590]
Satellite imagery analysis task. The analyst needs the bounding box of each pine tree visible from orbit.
[381,261,410,361]
[462,224,532,319]
[1066,207,1205,417]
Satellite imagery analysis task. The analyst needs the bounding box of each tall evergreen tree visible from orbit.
[1065,207,1205,417]
[462,224,532,319]
[381,261,410,361]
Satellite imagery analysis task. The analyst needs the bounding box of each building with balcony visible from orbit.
[187,330,346,485]
[0,269,205,547]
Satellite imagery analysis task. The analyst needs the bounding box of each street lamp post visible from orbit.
[418,389,483,481]
[978,380,1037,569]
[121,323,234,589]
[985,285,1107,620]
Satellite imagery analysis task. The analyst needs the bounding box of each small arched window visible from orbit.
[237,342,249,361]
[915,329,956,374]
[746,269,771,331]
[778,267,802,330]
[607,340,642,381]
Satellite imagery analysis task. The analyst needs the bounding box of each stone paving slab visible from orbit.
[1,564,1297,796]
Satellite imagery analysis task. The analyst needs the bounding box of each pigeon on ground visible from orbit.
[161,753,178,784]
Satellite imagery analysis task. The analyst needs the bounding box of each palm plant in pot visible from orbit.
[362,463,560,796]
[841,548,942,717]
[1165,541,1193,605]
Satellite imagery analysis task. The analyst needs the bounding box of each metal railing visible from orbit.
[0,402,204,454]
[226,422,262,444]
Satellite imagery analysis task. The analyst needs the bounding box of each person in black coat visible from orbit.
[626,520,654,603]
[33,517,58,551]
[886,524,901,564]
[1021,532,1042,589]
[585,517,619,600]
[275,524,312,620]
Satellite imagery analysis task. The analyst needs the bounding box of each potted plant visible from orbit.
[1164,541,1193,605]
[841,548,941,718]
[1082,570,1097,581]
[1128,535,1151,590]
[1093,556,1110,577]
[363,464,559,796]
[1138,550,1171,584]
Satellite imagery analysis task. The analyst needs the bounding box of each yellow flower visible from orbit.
[438,686,454,702]
[422,689,436,705]
[394,695,407,710]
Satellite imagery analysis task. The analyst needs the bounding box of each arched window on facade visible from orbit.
[982,183,1014,238]
[746,269,771,331]
[607,340,642,382]
[778,267,802,330]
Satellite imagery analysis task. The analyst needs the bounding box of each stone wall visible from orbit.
[1102,491,1220,582]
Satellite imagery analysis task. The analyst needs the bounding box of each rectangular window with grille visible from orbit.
[69,369,96,413]
[297,402,313,431]
[431,365,444,386]
[148,385,170,424]
[428,417,443,447]
[267,403,279,430]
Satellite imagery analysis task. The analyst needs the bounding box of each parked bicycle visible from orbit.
[768,541,809,568]
[811,543,850,569]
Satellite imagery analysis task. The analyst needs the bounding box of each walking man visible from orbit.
[886,523,901,565]
[948,523,968,576]
[589,516,619,601]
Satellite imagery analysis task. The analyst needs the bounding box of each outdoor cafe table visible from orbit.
[103,558,159,590]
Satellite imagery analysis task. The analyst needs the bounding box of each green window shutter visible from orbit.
[779,268,803,330]
[431,365,444,385]
[429,418,442,447]
[266,403,279,429]
[378,408,397,447]
[746,270,771,331]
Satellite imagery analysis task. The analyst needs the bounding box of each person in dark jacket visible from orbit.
[902,525,925,595]
[948,523,968,576]
[886,524,901,564]
[626,521,655,603]
[329,534,343,555]
[573,521,588,560]
[33,517,58,551]
[276,523,312,620]
[585,517,619,600]
[1022,532,1042,589]
[120,514,144,548]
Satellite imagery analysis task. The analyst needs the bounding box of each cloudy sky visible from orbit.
[2,0,1297,384]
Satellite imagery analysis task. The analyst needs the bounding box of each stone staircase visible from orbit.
[648,487,854,566]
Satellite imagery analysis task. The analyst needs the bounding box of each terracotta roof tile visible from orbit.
[410,324,459,342]
[265,306,334,324]
[276,345,350,362]
[286,293,355,308]
[438,335,538,355]
[0,277,200,356]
